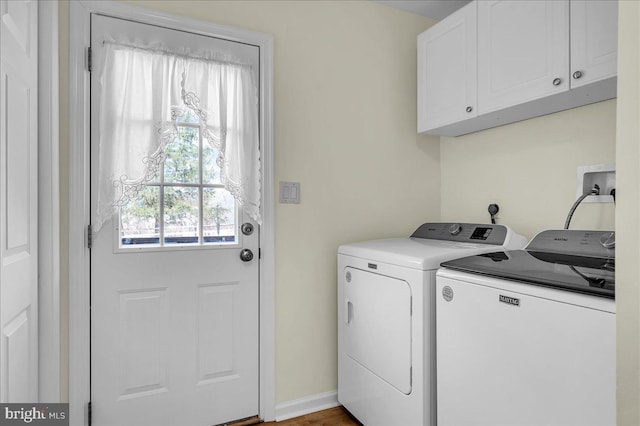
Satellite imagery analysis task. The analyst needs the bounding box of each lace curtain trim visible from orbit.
[96,41,261,232]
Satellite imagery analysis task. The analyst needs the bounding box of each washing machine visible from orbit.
[436,229,615,426]
[337,222,527,426]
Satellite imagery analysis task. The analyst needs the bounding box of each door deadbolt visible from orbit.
[240,249,254,262]
[241,223,254,235]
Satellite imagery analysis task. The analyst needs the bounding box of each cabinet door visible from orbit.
[570,0,618,89]
[477,0,569,114]
[417,2,477,133]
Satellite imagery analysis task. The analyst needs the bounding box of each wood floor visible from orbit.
[264,407,361,426]
[228,407,361,426]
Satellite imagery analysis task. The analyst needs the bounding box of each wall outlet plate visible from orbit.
[576,164,615,203]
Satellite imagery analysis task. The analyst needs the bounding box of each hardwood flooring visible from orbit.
[227,407,361,426]
[264,407,361,426]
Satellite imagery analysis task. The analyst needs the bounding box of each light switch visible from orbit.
[279,181,300,204]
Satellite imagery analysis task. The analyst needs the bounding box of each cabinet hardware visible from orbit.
[572,70,583,79]
[466,106,473,113]
[553,77,562,86]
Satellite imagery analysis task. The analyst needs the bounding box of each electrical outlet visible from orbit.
[576,164,615,203]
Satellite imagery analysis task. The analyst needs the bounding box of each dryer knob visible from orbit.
[449,223,462,236]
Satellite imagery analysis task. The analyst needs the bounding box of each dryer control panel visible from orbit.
[410,223,508,246]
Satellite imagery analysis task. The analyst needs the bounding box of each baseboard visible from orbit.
[274,390,339,421]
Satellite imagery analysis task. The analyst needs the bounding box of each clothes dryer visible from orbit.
[337,223,527,426]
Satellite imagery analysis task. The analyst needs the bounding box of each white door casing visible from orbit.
[68,2,275,424]
[0,0,39,402]
[90,14,259,426]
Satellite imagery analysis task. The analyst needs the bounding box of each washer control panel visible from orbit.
[527,230,615,258]
[411,223,508,245]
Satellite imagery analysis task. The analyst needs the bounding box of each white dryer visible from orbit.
[337,223,527,426]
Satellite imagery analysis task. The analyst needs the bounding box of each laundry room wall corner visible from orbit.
[615,0,640,423]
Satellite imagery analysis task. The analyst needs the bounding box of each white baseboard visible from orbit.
[274,390,339,421]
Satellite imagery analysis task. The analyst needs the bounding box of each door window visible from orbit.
[119,109,237,248]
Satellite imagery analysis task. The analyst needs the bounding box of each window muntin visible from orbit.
[119,112,237,248]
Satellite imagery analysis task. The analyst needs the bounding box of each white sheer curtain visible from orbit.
[95,41,260,232]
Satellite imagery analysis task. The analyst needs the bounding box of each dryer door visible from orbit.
[343,267,412,394]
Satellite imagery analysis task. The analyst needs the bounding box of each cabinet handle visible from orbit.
[466,106,473,113]
[553,78,562,86]
[572,70,583,79]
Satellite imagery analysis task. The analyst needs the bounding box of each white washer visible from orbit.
[337,223,527,426]
[436,230,616,426]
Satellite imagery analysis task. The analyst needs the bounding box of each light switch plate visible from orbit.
[279,181,300,204]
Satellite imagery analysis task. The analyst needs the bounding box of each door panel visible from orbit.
[477,0,569,114]
[570,0,618,89]
[0,0,38,403]
[418,2,477,132]
[90,15,259,426]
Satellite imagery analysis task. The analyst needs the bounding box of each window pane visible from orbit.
[203,188,236,244]
[164,186,199,244]
[164,127,199,184]
[120,186,160,246]
[173,107,200,124]
[203,144,221,184]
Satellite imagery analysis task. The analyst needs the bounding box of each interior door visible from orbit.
[0,0,39,402]
[90,15,260,426]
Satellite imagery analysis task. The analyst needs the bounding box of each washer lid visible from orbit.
[338,238,512,270]
[440,249,615,299]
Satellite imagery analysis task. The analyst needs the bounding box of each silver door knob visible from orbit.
[240,249,254,262]
[572,70,583,79]
[241,222,254,235]
[466,106,473,113]
[553,78,562,86]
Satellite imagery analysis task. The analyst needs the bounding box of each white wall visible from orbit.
[58,0,439,403]
[440,100,616,240]
[615,1,640,423]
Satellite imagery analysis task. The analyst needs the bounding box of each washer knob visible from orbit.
[449,223,462,236]
[600,232,615,249]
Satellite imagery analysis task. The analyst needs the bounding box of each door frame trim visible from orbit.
[68,2,275,423]
[38,0,61,403]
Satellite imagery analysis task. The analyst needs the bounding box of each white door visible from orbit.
[477,0,569,114]
[0,0,39,402]
[570,0,618,89]
[417,1,477,132]
[90,15,260,426]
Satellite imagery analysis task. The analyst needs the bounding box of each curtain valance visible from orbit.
[95,41,260,232]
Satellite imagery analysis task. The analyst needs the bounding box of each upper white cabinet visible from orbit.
[417,2,477,132]
[570,0,618,89]
[417,0,618,137]
[477,0,569,114]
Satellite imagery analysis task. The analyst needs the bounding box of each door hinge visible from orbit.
[87,47,92,72]
[87,225,93,250]
[259,248,262,259]
[87,401,92,426]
